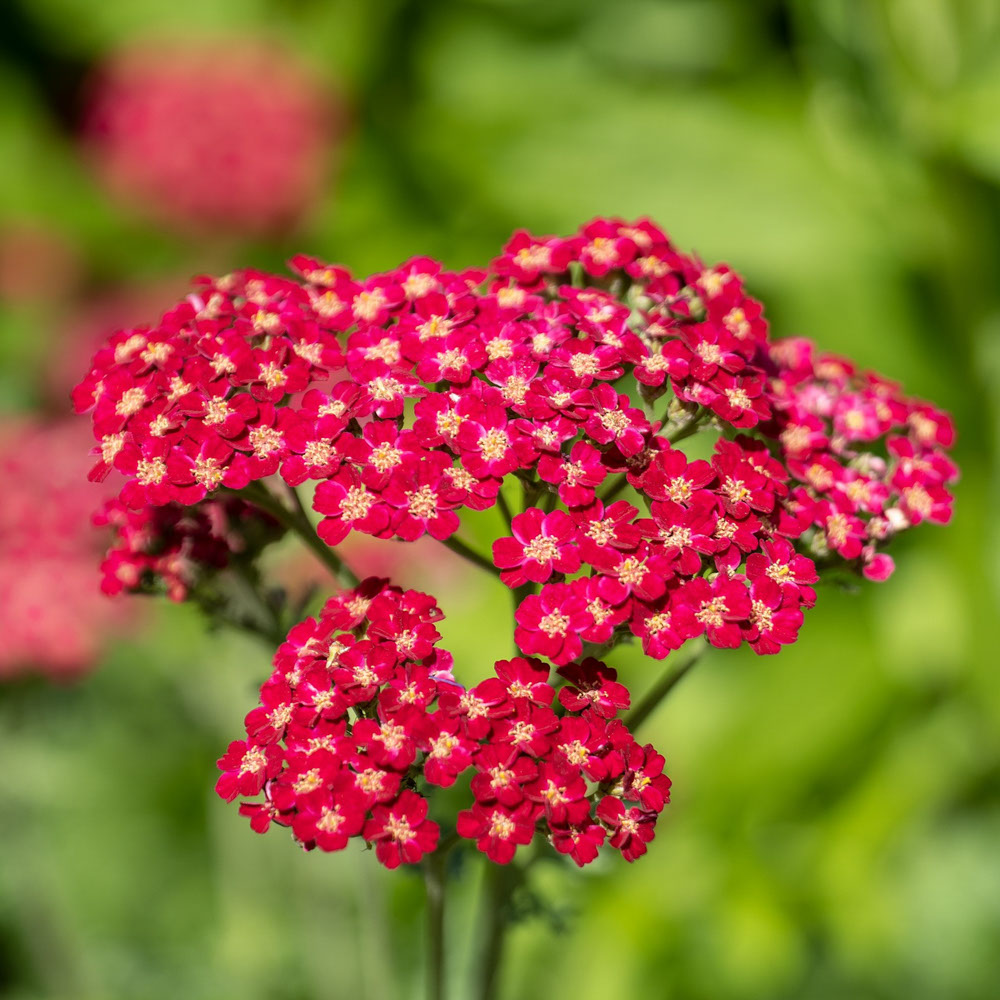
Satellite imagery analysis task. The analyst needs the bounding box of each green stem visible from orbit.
[495,488,515,532]
[210,607,285,648]
[440,533,501,578]
[289,483,318,531]
[599,473,629,503]
[476,861,514,1000]
[437,831,461,855]
[624,641,707,732]
[518,476,543,512]
[228,561,286,645]
[666,406,709,445]
[424,853,447,1000]
[243,483,359,588]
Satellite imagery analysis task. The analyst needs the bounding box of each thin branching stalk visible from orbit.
[241,482,359,588]
[599,473,629,503]
[624,640,707,732]
[666,406,710,445]
[228,561,287,645]
[439,534,502,578]
[495,488,515,533]
[289,484,320,534]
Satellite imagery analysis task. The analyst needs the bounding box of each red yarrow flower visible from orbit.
[514,583,590,665]
[596,796,657,862]
[681,576,752,649]
[456,801,538,864]
[215,740,283,801]
[363,790,440,869]
[492,508,581,587]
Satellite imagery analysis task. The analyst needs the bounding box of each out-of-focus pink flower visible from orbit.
[48,283,182,405]
[0,223,80,306]
[84,41,337,237]
[0,419,127,679]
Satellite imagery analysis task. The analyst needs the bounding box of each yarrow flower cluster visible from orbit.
[84,42,334,236]
[766,338,957,581]
[76,216,958,868]
[216,578,667,868]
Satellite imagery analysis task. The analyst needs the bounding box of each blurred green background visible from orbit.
[1,0,998,997]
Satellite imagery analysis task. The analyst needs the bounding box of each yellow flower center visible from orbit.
[478,428,510,461]
[696,598,727,628]
[538,612,570,637]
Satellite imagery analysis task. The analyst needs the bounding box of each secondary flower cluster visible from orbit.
[766,338,957,581]
[95,497,282,602]
[84,42,334,236]
[217,579,668,868]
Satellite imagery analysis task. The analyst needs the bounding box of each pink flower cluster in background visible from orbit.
[84,42,335,237]
[0,420,126,678]
[216,579,667,867]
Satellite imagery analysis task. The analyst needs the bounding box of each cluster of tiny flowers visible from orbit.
[503,435,816,662]
[95,497,281,602]
[765,338,957,581]
[217,579,667,868]
[0,419,126,678]
[78,215,958,867]
[84,42,333,236]
[74,217,955,615]
[453,655,668,865]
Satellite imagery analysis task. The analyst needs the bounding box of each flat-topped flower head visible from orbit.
[80,215,956,878]
[214,576,668,869]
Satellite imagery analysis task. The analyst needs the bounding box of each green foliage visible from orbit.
[0,1,997,997]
